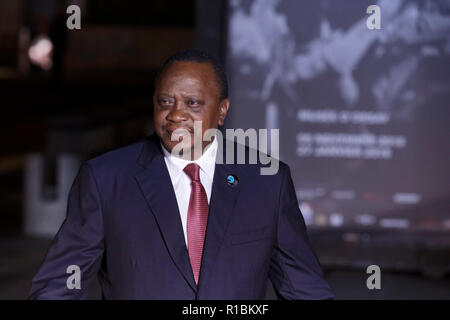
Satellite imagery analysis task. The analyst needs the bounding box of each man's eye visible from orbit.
[188,100,199,107]
[159,99,172,105]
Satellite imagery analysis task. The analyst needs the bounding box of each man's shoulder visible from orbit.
[85,138,148,174]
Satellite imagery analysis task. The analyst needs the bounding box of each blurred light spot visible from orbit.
[299,202,314,225]
[315,213,328,227]
[379,218,410,229]
[393,193,421,204]
[28,35,54,70]
[355,213,377,226]
[329,212,344,227]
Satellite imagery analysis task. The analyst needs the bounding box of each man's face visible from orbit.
[153,61,229,156]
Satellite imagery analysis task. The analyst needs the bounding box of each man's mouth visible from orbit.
[165,127,193,142]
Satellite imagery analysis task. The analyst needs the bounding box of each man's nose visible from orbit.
[166,103,188,123]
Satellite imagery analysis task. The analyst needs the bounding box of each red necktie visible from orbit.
[183,163,209,285]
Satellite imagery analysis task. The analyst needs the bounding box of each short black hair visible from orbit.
[157,48,228,101]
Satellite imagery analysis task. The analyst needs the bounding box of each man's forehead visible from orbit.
[156,61,220,95]
[160,61,215,80]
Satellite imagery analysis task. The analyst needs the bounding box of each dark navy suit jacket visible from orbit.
[29,134,334,299]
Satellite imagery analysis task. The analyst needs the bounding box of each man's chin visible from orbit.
[162,139,193,155]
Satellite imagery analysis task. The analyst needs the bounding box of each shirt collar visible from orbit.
[161,136,218,179]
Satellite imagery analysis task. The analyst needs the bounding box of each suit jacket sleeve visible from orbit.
[28,162,104,299]
[268,163,335,300]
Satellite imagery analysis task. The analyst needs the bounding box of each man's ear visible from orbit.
[218,98,230,126]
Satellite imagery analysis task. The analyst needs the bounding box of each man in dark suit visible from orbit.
[29,49,334,300]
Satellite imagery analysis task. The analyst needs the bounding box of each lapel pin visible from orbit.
[226,174,238,187]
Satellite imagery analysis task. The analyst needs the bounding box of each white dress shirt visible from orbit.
[161,137,218,248]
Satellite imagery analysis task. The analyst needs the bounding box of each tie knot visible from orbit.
[184,163,201,182]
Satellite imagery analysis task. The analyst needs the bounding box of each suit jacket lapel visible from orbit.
[197,139,243,291]
[134,134,197,292]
